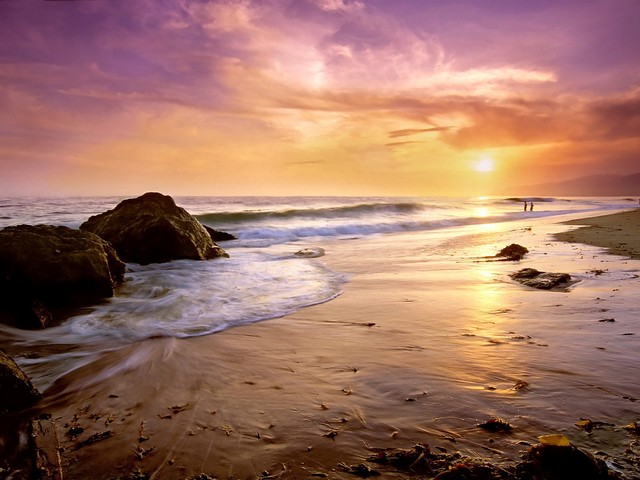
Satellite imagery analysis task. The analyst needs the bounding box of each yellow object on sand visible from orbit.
[538,434,571,446]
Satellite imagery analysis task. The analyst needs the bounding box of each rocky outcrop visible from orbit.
[203,225,237,242]
[80,192,228,264]
[510,268,571,290]
[0,225,125,328]
[0,350,41,412]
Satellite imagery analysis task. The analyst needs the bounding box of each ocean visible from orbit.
[0,195,634,342]
[0,195,635,343]
[1,195,639,478]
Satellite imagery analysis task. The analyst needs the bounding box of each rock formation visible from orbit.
[80,192,228,264]
[0,225,125,328]
[515,442,613,479]
[510,268,572,290]
[203,225,237,242]
[0,350,41,412]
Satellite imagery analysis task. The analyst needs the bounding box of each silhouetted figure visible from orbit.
[524,201,528,211]
[529,202,534,211]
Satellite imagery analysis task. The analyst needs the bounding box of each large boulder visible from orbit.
[0,350,41,412]
[80,192,228,264]
[510,268,571,290]
[0,225,125,328]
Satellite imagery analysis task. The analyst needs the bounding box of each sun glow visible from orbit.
[474,155,495,172]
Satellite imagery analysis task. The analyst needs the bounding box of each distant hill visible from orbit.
[505,172,640,197]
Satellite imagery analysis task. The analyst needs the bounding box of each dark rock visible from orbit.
[0,350,41,412]
[478,418,513,432]
[80,192,228,264]
[515,443,614,480]
[496,244,529,261]
[509,268,572,290]
[0,225,125,328]
[203,225,237,242]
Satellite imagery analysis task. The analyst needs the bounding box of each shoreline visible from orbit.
[2,208,640,479]
[554,208,640,260]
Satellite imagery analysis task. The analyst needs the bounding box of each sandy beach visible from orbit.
[555,209,640,260]
[3,208,640,479]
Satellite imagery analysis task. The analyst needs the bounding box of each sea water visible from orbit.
[0,195,636,388]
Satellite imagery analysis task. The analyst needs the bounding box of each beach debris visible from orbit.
[168,403,192,415]
[623,421,640,433]
[74,430,112,450]
[31,414,64,480]
[258,464,288,479]
[433,462,507,479]
[367,443,463,475]
[67,424,84,438]
[294,247,325,258]
[495,243,529,261]
[475,244,529,263]
[509,268,572,290]
[575,419,615,432]
[138,421,148,442]
[128,468,150,480]
[341,386,353,395]
[478,418,513,432]
[513,380,529,391]
[337,462,381,477]
[221,423,233,436]
[323,429,339,440]
[599,318,616,322]
[133,444,155,460]
[538,434,570,446]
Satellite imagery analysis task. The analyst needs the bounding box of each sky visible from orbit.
[1,0,639,197]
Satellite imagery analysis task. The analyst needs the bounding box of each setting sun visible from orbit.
[474,155,495,173]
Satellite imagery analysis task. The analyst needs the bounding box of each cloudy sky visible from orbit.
[1,0,639,196]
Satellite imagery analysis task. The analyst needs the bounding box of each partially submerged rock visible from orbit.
[496,244,529,261]
[80,192,228,264]
[0,225,125,328]
[0,350,41,412]
[203,225,237,242]
[515,442,614,480]
[362,439,619,480]
[509,268,572,290]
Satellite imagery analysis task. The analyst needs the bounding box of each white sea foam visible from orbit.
[63,251,344,340]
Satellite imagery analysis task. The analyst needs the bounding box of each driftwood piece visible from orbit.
[31,414,63,480]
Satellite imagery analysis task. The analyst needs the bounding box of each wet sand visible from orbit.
[555,208,640,260]
[4,209,640,479]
